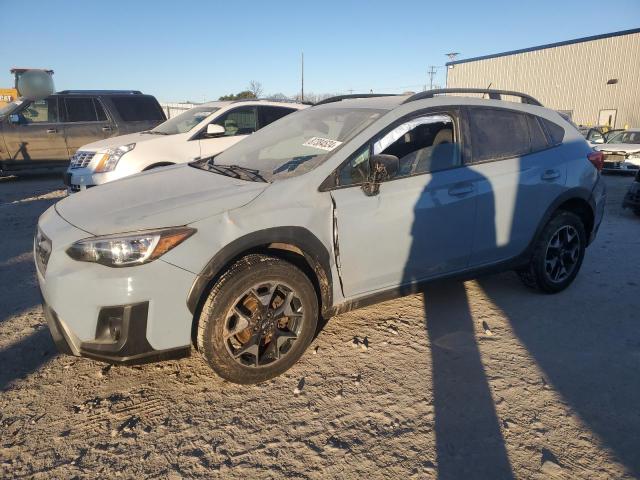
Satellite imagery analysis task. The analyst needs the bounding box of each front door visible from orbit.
[329,111,476,297]
[61,97,114,156]
[2,97,68,169]
[199,106,257,158]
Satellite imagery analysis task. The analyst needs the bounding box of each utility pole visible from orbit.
[301,52,304,102]
[427,66,437,90]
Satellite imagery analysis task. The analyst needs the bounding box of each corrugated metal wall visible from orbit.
[446,32,640,128]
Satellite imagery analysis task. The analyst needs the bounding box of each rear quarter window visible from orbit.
[110,96,165,122]
[540,118,565,146]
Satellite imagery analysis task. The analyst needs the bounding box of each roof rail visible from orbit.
[229,97,312,105]
[56,90,143,95]
[403,88,542,106]
[314,93,399,106]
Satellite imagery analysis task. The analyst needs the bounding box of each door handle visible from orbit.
[541,169,561,181]
[102,126,112,132]
[448,183,475,197]
[46,128,57,134]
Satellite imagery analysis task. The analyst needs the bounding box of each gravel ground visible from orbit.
[0,173,639,479]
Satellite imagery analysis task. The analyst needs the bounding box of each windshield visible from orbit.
[200,107,385,181]
[0,99,24,117]
[151,106,219,135]
[607,131,640,145]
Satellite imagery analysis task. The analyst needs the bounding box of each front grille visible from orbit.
[602,153,626,162]
[69,151,95,169]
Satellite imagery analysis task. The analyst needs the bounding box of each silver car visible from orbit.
[35,89,606,384]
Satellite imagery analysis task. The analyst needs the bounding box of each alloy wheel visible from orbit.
[544,225,581,283]
[223,282,304,367]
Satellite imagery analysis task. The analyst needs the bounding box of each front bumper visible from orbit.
[42,298,190,364]
[64,167,126,193]
[623,182,640,210]
[36,205,197,363]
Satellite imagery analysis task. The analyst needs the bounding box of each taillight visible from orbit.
[588,151,604,171]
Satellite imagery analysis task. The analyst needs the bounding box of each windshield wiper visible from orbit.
[200,161,267,183]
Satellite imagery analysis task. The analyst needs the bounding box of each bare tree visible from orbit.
[265,92,290,101]
[248,80,263,99]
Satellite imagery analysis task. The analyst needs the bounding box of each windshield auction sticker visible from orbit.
[303,137,343,151]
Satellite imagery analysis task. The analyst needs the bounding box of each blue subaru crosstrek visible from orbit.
[36,89,606,383]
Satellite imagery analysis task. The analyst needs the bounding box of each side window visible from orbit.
[337,113,460,186]
[17,98,58,123]
[469,108,530,162]
[540,118,565,146]
[64,97,98,122]
[259,106,296,128]
[110,96,165,121]
[374,113,460,177]
[214,107,257,136]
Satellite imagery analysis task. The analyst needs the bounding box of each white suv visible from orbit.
[64,100,307,192]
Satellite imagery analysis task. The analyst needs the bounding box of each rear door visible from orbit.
[62,97,114,155]
[465,107,567,266]
[198,105,258,158]
[1,96,69,168]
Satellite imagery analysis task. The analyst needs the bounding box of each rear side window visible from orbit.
[469,108,530,162]
[528,115,548,152]
[259,106,296,128]
[110,96,165,122]
[94,99,107,121]
[64,97,99,122]
[540,118,565,146]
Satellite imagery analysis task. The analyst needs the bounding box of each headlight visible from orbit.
[94,143,136,173]
[66,227,195,267]
[628,153,640,160]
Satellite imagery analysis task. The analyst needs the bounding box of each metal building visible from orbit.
[446,28,640,128]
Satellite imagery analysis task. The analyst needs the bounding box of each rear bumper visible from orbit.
[588,175,607,245]
[42,298,190,364]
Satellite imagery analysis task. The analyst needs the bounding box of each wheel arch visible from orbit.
[525,187,596,261]
[187,227,334,344]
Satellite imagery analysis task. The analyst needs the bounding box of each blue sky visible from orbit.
[2,0,638,102]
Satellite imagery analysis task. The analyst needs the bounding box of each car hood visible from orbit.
[79,131,186,152]
[596,143,640,154]
[55,163,268,235]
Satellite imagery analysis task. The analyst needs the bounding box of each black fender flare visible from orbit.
[186,226,334,317]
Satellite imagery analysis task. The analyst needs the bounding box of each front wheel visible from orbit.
[196,254,318,384]
[517,211,586,293]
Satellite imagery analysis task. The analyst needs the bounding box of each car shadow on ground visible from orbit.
[420,282,515,479]
[477,274,640,477]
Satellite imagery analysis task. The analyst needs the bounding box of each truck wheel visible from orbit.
[517,211,586,293]
[197,254,318,384]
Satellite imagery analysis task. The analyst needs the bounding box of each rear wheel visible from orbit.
[197,254,318,384]
[518,211,586,293]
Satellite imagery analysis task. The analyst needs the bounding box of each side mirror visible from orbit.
[205,124,225,137]
[8,114,20,124]
[362,154,399,196]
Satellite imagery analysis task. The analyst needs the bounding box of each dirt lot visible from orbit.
[0,174,639,479]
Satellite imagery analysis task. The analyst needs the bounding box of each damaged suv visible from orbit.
[36,89,606,384]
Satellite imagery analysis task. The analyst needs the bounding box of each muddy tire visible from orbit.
[196,254,318,384]
[517,211,586,294]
